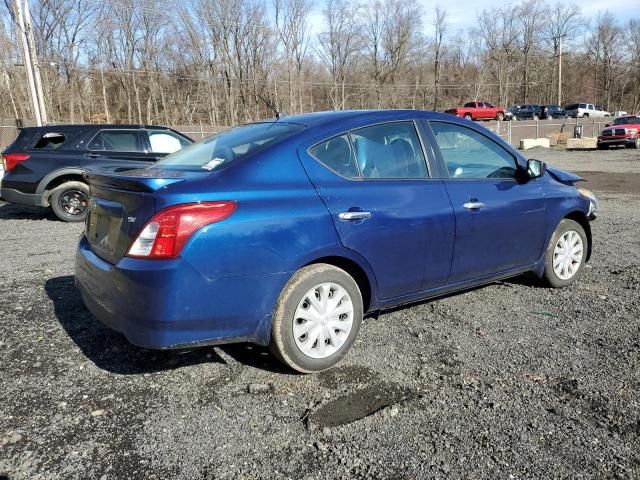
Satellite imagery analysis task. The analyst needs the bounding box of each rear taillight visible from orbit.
[2,153,30,171]
[127,201,237,259]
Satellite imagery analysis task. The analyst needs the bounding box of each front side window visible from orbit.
[308,134,359,178]
[430,122,518,179]
[89,130,142,152]
[350,122,428,179]
[146,131,190,154]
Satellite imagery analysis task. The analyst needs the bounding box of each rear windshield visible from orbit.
[611,116,640,125]
[153,122,305,171]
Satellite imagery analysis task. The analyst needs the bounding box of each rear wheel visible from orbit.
[50,181,90,222]
[542,219,587,288]
[496,112,504,121]
[270,264,363,373]
[463,113,473,121]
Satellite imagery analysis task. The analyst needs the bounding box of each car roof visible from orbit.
[19,124,175,132]
[258,109,450,128]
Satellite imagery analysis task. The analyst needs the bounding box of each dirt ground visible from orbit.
[0,147,638,479]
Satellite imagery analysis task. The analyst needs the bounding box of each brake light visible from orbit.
[127,201,237,259]
[2,153,30,171]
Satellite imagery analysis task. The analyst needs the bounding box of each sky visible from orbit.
[421,0,634,32]
[306,0,636,39]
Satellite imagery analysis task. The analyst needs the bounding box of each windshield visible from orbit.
[153,122,305,171]
[611,116,640,126]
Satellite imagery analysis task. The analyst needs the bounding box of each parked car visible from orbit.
[75,110,598,373]
[515,104,543,120]
[564,103,610,118]
[506,106,522,120]
[444,101,506,121]
[597,115,640,149]
[0,124,193,221]
[541,105,568,119]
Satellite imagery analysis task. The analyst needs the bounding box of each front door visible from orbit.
[427,120,547,284]
[299,121,455,300]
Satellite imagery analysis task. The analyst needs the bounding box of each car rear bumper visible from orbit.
[0,187,44,207]
[75,235,289,349]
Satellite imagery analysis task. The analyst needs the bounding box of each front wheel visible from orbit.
[542,219,587,288]
[270,264,363,373]
[463,114,473,121]
[50,181,90,222]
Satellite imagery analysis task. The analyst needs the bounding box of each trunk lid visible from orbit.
[84,169,186,264]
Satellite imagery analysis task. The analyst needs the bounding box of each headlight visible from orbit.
[625,128,638,134]
[577,187,598,219]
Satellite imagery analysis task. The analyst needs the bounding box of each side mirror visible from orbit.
[527,159,546,178]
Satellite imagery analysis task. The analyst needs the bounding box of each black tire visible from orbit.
[597,143,609,150]
[583,113,589,118]
[49,181,90,222]
[633,137,640,149]
[463,114,473,121]
[270,263,363,373]
[496,112,504,121]
[542,219,588,288]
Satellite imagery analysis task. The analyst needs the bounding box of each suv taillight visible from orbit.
[127,201,237,259]
[2,153,30,172]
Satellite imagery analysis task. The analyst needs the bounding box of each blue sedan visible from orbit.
[75,110,598,372]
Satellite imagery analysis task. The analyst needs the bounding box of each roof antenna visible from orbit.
[256,93,281,119]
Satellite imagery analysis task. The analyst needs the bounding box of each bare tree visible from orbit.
[432,5,446,111]
[316,0,362,109]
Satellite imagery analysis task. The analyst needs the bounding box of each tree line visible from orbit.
[0,0,639,127]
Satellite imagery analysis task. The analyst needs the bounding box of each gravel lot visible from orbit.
[1,147,639,479]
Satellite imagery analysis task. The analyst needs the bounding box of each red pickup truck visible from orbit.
[445,101,506,121]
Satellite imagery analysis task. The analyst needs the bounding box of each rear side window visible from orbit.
[146,131,190,154]
[89,130,142,152]
[33,132,65,149]
[351,122,428,179]
[309,134,359,178]
[430,121,517,179]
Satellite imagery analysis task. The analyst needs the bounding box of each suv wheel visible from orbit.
[270,264,363,373]
[50,181,90,222]
[542,219,587,288]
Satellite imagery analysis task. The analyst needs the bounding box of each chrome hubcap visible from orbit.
[293,282,354,359]
[553,230,583,280]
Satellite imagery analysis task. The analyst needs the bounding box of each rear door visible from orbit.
[299,120,455,300]
[426,120,546,284]
[85,129,154,171]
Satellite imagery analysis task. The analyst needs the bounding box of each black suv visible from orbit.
[515,104,543,120]
[1,124,192,221]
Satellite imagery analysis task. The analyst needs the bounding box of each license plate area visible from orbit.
[87,197,125,262]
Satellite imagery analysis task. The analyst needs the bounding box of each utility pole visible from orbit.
[23,0,47,124]
[14,0,41,125]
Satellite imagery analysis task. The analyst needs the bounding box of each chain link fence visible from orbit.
[1,117,613,150]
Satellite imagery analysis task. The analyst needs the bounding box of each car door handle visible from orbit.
[339,211,372,221]
[84,153,100,158]
[463,202,485,210]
